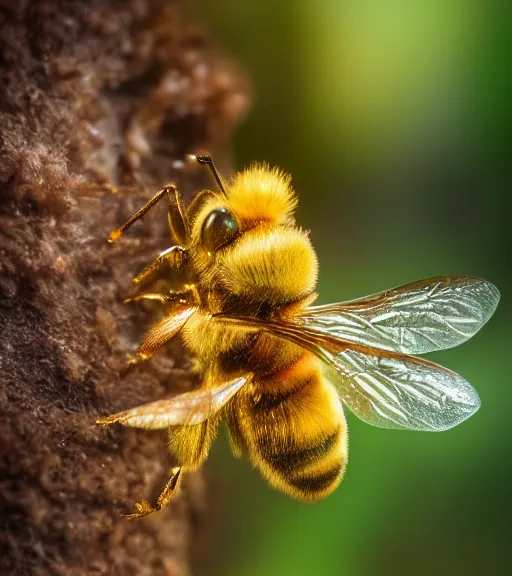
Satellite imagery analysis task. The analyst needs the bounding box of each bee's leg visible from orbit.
[188,154,227,198]
[126,466,183,519]
[116,301,196,368]
[138,306,197,360]
[125,420,216,519]
[108,184,184,243]
[131,246,188,290]
[124,293,176,305]
[167,186,190,245]
[125,287,195,305]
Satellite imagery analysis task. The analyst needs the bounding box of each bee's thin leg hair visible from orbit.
[126,466,183,519]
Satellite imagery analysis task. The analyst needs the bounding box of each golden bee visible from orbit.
[98,155,499,518]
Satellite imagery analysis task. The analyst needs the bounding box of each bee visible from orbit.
[98,155,499,518]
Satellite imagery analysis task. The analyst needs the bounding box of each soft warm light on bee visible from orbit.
[98,155,499,518]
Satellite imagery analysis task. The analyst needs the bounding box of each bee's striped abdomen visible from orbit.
[232,339,348,502]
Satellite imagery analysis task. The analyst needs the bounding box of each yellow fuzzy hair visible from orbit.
[220,226,318,305]
[227,163,297,226]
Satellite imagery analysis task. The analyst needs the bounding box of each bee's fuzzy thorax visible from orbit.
[220,226,318,306]
[227,164,297,226]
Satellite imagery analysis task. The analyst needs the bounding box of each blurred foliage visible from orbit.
[191,1,511,575]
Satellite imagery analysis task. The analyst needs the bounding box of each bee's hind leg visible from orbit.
[126,466,183,519]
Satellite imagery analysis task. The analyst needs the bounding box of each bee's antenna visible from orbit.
[188,155,228,198]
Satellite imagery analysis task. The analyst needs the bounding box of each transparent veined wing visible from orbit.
[296,276,499,354]
[97,375,249,429]
[215,315,481,431]
[321,346,480,431]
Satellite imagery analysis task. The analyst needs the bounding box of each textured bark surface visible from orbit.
[0,1,248,574]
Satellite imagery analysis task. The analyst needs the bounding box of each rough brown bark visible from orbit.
[0,1,248,574]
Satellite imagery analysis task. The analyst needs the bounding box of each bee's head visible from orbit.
[189,164,318,308]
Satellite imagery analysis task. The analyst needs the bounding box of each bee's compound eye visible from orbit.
[201,208,240,251]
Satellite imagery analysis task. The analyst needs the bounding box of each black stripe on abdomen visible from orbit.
[242,351,346,500]
[262,427,340,471]
[251,371,314,413]
[288,461,343,494]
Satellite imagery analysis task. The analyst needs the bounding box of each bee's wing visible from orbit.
[216,316,480,431]
[296,276,499,354]
[320,345,480,431]
[96,375,249,429]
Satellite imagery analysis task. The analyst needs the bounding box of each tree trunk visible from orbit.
[0,1,248,574]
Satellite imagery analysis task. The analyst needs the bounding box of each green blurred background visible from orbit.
[191,1,510,575]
